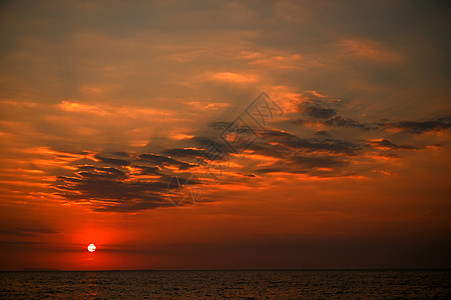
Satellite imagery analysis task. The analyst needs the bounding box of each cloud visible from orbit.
[57,100,171,118]
[184,101,231,111]
[77,166,127,180]
[367,139,420,151]
[335,39,402,63]
[49,92,447,213]
[241,50,302,69]
[201,126,359,177]
[51,147,212,212]
[0,227,58,237]
[50,104,446,212]
[94,154,131,166]
[378,115,451,134]
[253,154,349,177]
[55,164,171,212]
[296,101,450,134]
[210,72,258,83]
[256,155,346,174]
[301,105,337,119]
[258,129,361,155]
[323,116,369,129]
[131,165,161,175]
[294,101,370,130]
[163,148,206,159]
[58,101,108,115]
[138,153,196,170]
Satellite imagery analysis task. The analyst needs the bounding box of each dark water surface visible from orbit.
[1,269,450,299]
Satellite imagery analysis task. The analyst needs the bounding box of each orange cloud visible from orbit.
[184,101,231,111]
[58,101,170,118]
[242,50,302,69]
[170,133,195,140]
[210,72,258,83]
[58,101,108,115]
[336,39,402,63]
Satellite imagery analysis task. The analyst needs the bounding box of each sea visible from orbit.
[1,269,450,299]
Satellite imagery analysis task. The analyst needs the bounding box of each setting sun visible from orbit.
[87,244,96,253]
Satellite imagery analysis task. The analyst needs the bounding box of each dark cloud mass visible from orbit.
[139,153,196,170]
[367,139,420,150]
[0,227,58,237]
[294,103,370,130]
[301,104,338,119]
[55,167,170,212]
[52,101,445,213]
[94,154,131,166]
[132,165,161,175]
[54,152,203,212]
[295,102,451,134]
[258,129,360,155]
[323,116,369,129]
[378,115,451,133]
[163,148,206,159]
[256,155,348,177]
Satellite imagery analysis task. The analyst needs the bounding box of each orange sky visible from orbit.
[1,0,450,270]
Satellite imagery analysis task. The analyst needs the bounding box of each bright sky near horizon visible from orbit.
[0,0,450,270]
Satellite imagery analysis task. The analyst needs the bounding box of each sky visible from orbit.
[0,0,450,271]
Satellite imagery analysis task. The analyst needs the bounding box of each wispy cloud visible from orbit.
[58,101,108,115]
[210,72,258,83]
[335,39,402,63]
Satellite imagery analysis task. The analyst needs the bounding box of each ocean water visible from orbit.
[1,269,450,299]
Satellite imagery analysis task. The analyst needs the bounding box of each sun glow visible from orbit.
[87,243,96,252]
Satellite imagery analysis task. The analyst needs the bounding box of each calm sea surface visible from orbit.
[1,269,450,299]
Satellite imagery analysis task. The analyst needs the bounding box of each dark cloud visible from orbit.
[294,102,370,130]
[296,101,450,134]
[291,138,360,155]
[301,104,338,119]
[52,106,443,213]
[367,139,420,150]
[259,129,361,155]
[241,173,256,177]
[378,115,451,133]
[242,129,354,177]
[256,156,347,177]
[256,155,347,177]
[324,116,369,129]
[315,130,330,137]
[139,153,195,170]
[57,150,91,156]
[192,137,231,161]
[54,150,203,212]
[94,154,131,166]
[93,200,169,213]
[0,228,58,237]
[291,155,347,169]
[132,165,161,175]
[55,166,171,212]
[163,148,206,159]
[77,166,127,180]
[110,152,131,157]
[292,115,368,130]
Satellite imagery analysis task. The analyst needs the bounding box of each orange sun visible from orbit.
[87,243,96,252]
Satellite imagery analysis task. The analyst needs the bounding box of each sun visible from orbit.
[87,243,96,253]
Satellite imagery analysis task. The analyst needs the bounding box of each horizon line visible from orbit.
[5,267,451,272]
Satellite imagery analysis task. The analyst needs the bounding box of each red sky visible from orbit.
[1,0,450,271]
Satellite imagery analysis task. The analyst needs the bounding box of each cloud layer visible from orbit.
[50,93,449,212]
